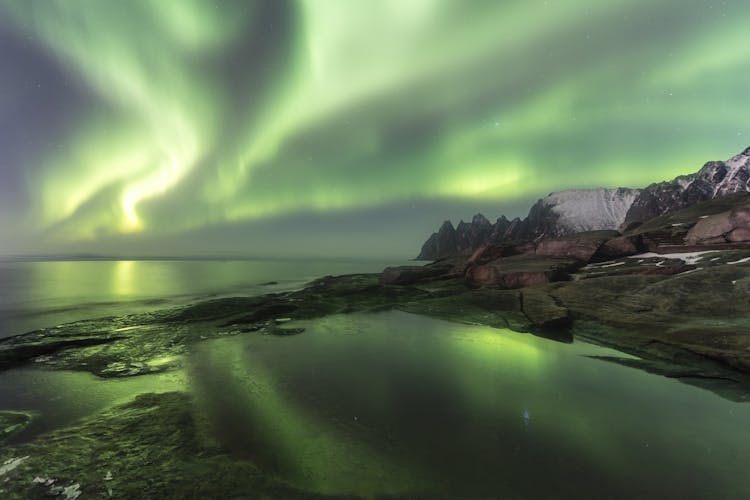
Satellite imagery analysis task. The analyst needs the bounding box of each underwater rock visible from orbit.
[0,393,329,499]
[266,326,306,336]
[0,412,32,441]
[521,290,571,329]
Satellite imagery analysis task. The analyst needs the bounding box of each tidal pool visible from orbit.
[0,368,185,444]
[187,311,750,499]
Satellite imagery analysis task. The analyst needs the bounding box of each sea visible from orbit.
[0,258,407,339]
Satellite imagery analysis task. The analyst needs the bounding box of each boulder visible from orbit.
[732,205,750,225]
[728,228,750,243]
[465,242,536,268]
[535,230,619,262]
[686,211,735,244]
[703,236,729,245]
[521,290,571,329]
[640,228,689,251]
[380,265,450,285]
[593,235,644,260]
[686,203,750,245]
[0,411,31,441]
[465,255,582,289]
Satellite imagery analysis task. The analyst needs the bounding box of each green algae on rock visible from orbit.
[0,392,342,500]
[0,411,32,442]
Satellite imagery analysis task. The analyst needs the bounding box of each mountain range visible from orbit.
[417,147,750,260]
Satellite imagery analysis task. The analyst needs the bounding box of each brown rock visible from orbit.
[594,235,644,260]
[535,230,619,262]
[641,229,689,251]
[465,255,582,289]
[703,236,729,245]
[686,204,750,245]
[728,228,750,243]
[686,211,735,244]
[730,205,750,226]
[380,265,449,285]
[466,242,536,267]
[628,264,696,276]
[521,289,571,329]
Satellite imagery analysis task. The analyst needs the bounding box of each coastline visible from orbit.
[1,249,749,398]
[0,253,749,497]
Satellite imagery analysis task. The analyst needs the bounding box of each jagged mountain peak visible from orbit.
[471,213,491,226]
[439,220,455,231]
[623,147,750,225]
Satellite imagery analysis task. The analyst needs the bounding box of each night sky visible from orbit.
[1,0,749,258]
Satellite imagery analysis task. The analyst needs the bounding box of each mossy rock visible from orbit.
[0,411,32,442]
[0,392,345,499]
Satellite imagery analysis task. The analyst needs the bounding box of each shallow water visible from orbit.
[186,311,750,499]
[0,258,405,338]
[0,368,185,444]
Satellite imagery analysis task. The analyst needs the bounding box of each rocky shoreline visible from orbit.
[0,195,749,497]
[0,196,748,391]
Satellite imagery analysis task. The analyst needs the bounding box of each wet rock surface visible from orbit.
[0,393,337,499]
[379,265,454,285]
[0,412,32,442]
[520,290,571,330]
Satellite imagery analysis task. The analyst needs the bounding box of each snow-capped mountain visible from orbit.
[624,147,750,225]
[417,147,750,260]
[522,187,640,237]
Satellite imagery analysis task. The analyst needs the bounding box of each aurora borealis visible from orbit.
[1,0,750,257]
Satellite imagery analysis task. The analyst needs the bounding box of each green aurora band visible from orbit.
[1,0,750,254]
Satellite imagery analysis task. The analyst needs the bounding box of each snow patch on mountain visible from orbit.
[714,149,750,196]
[676,176,694,190]
[543,188,641,233]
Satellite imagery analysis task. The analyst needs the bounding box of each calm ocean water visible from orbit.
[0,258,408,338]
